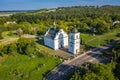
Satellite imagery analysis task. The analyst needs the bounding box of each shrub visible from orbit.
[116,33,120,37]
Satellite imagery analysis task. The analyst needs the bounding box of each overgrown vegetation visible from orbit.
[70,63,117,80]
[0,38,61,80]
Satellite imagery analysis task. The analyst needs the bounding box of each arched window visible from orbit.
[71,35,73,39]
[76,35,79,39]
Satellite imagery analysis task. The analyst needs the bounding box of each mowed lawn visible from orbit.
[0,53,61,80]
[81,28,120,47]
[1,31,18,39]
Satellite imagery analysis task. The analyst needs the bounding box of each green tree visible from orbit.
[95,20,110,34]
[8,43,17,54]
[25,42,36,57]
[114,63,120,79]
[82,72,98,80]
[17,38,32,54]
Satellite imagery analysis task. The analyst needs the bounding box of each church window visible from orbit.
[71,35,73,39]
[76,41,78,43]
[76,35,79,39]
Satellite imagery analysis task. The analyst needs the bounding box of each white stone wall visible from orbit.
[54,29,68,49]
[68,44,74,54]
[63,36,68,47]
[44,37,54,49]
[54,39,59,50]
[44,28,68,50]
[68,32,80,54]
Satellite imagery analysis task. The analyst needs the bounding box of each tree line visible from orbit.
[0,5,120,39]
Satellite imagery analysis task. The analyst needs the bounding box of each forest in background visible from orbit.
[0,5,120,38]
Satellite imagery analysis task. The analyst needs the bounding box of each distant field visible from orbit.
[0,13,14,16]
[0,10,35,16]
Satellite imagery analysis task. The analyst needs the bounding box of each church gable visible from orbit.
[44,27,68,50]
[54,29,68,39]
[44,28,68,40]
[44,28,60,39]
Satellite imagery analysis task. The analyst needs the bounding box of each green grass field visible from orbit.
[0,38,61,80]
[36,39,54,54]
[0,53,61,80]
[80,33,95,43]
[1,31,18,39]
[81,28,120,47]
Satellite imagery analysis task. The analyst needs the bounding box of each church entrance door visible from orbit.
[76,49,78,54]
[60,41,63,48]
[59,34,64,49]
[61,44,63,48]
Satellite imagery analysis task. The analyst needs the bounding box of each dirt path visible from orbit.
[0,38,18,45]
[0,34,40,45]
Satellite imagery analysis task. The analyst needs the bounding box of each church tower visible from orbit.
[68,28,80,54]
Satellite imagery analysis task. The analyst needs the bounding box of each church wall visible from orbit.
[74,43,80,54]
[54,29,68,48]
[44,37,54,49]
[68,43,75,54]
[68,32,80,54]
[63,37,68,47]
[69,42,80,54]
[54,39,59,50]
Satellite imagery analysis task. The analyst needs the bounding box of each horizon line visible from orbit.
[0,5,120,11]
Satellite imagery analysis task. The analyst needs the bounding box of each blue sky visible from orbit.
[0,0,120,10]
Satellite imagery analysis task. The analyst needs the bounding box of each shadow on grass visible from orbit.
[36,38,72,55]
[36,38,44,45]
[59,47,71,54]
[35,38,55,52]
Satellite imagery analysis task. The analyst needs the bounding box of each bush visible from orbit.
[116,33,120,37]
[16,38,33,54]
[8,43,17,54]
[1,45,9,54]
[0,38,44,57]
[0,33,3,39]
[25,42,36,57]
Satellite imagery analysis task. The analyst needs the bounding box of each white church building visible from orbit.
[44,24,80,54]
[44,27,68,50]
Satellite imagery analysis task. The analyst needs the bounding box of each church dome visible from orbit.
[71,28,78,33]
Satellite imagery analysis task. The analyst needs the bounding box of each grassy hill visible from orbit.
[0,54,61,80]
[0,38,61,80]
